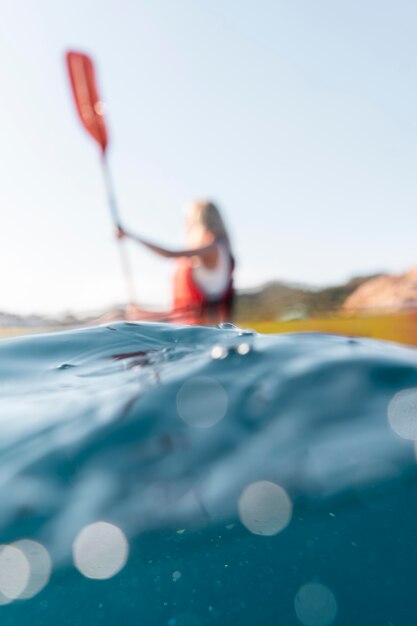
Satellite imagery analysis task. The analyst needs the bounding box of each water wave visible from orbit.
[1,322,417,625]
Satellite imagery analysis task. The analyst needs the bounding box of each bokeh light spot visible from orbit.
[176,377,228,428]
[388,388,417,440]
[294,582,338,626]
[0,545,30,600]
[73,521,129,580]
[238,481,292,536]
[12,540,52,599]
[0,592,12,606]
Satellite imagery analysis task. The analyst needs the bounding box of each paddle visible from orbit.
[65,50,136,305]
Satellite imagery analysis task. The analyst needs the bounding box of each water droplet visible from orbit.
[94,101,106,115]
[211,345,229,360]
[235,342,251,356]
[217,323,237,330]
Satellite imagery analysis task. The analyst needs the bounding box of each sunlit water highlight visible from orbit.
[1,322,417,625]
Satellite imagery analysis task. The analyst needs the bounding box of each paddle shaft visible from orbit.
[101,153,136,305]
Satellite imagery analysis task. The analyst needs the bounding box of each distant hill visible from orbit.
[343,266,417,311]
[234,274,381,322]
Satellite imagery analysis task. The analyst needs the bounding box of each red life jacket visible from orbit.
[172,253,235,325]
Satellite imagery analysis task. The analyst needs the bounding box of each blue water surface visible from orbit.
[1,322,417,625]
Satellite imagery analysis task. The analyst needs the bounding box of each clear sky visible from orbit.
[1,0,417,315]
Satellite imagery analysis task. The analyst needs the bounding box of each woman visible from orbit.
[117,200,235,325]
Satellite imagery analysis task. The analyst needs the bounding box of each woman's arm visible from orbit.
[117,227,217,259]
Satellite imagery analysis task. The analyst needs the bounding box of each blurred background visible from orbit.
[1,0,417,331]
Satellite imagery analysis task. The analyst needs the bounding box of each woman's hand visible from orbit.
[115,228,176,259]
[116,225,127,240]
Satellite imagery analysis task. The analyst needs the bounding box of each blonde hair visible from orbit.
[185,200,231,247]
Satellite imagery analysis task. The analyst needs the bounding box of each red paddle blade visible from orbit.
[66,51,108,152]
